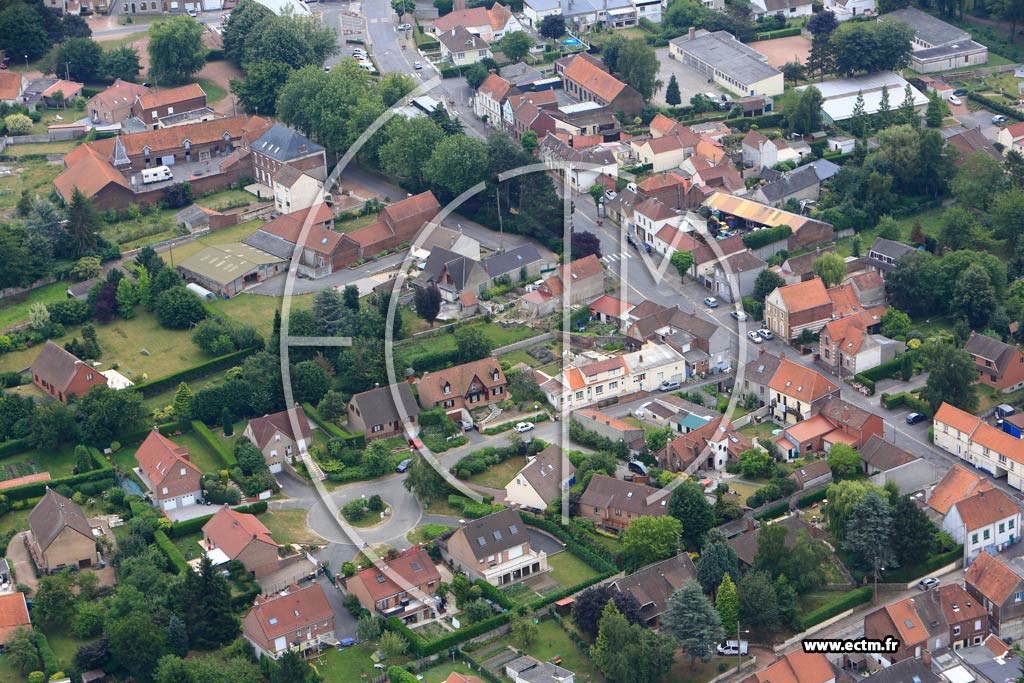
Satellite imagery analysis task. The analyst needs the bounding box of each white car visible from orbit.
[747,330,763,344]
[703,297,719,308]
[186,7,197,16]
[397,22,412,30]
[717,641,749,656]
[414,61,423,70]
[513,422,535,433]
[917,577,940,591]
[605,190,617,201]
[948,94,962,106]
[730,310,748,322]
[757,328,774,340]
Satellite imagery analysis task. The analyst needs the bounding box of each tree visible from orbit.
[521,129,538,154]
[70,256,102,282]
[67,188,99,259]
[77,386,144,446]
[223,0,274,64]
[414,283,442,327]
[812,251,846,287]
[511,616,538,647]
[952,150,1005,211]
[379,630,408,658]
[107,611,169,680]
[4,113,31,136]
[781,61,805,86]
[573,584,643,638]
[738,569,780,632]
[222,408,234,435]
[5,627,39,674]
[669,482,714,549]
[244,14,338,69]
[455,326,492,363]
[403,457,450,500]
[102,46,142,82]
[231,61,292,116]
[166,614,189,658]
[28,401,78,450]
[56,38,103,82]
[272,650,315,683]
[116,276,137,318]
[363,440,394,477]
[173,382,194,429]
[156,287,207,329]
[621,516,682,572]
[670,250,694,279]
[899,84,918,126]
[423,135,488,200]
[571,230,602,259]
[696,537,739,594]
[920,339,979,412]
[646,426,673,454]
[738,447,774,478]
[827,443,860,477]
[953,263,997,330]
[845,490,896,572]
[785,531,831,594]
[33,572,76,625]
[0,3,51,61]
[464,61,490,90]
[616,39,660,101]
[662,581,724,668]
[753,268,785,301]
[665,74,681,106]
[789,86,823,135]
[495,31,532,63]
[590,601,674,683]
[715,573,739,635]
[380,116,444,188]
[991,188,1024,251]
[880,307,912,339]
[830,19,913,76]
[993,0,1024,43]
[74,444,93,474]
[148,16,206,84]
[539,14,566,39]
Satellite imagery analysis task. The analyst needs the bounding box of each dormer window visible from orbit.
[442,382,451,395]
[492,370,500,381]
[180,468,186,476]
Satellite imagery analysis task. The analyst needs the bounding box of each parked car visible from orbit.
[395,458,413,473]
[324,65,332,72]
[513,422,535,433]
[747,330,764,344]
[757,328,774,340]
[658,379,681,392]
[186,7,198,16]
[917,577,940,591]
[460,419,475,431]
[605,190,617,201]
[993,115,1009,124]
[627,461,648,476]
[703,297,719,308]
[953,88,969,96]
[414,61,423,70]
[730,310,749,322]
[397,22,411,29]
[948,95,962,106]
[717,641,749,656]
[906,412,925,425]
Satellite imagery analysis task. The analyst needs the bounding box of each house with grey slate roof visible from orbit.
[346,383,421,442]
[745,164,822,208]
[250,123,327,188]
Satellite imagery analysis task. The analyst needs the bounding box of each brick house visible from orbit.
[442,509,549,586]
[578,474,670,530]
[750,652,835,683]
[767,358,840,425]
[202,506,281,578]
[607,554,697,627]
[243,204,340,280]
[243,407,313,473]
[31,341,108,403]
[864,593,948,663]
[417,357,507,416]
[0,593,31,646]
[131,83,207,130]
[87,79,150,125]
[28,488,99,574]
[964,332,1024,393]
[558,53,643,118]
[764,278,833,341]
[344,547,440,623]
[815,397,885,448]
[346,383,421,442]
[963,550,1024,641]
[133,429,203,512]
[660,416,750,474]
[936,583,991,649]
[242,583,334,659]
[249,123,327,188]
[332,191,443,268]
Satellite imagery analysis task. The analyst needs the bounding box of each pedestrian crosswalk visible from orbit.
[600,252,634,264]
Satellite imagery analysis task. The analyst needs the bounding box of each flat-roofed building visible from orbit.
[669,29,783,97]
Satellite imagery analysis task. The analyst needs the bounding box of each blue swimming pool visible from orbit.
[563,37,580,45]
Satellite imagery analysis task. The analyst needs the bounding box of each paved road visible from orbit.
[91,10,225,37]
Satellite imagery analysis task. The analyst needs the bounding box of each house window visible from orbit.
[443,399,455,408]
[151,110,157,119]
[975,620,982,631]
[167,106,174,114]
[954,625,961,636]
[972,533,979,544]
[1000,523,1006,533]
[1015,591,1022,602]
[575,391,583,399]
[615,508,621,516]
[1011,519,1016,529]
[595,386,603,395]
[372,425,383,433]
[86,373,94,381]
[984,529,991,540]
[594,507,602,515]
[493,386,502,395]
[162,487,168,494]
[442,383,451,395]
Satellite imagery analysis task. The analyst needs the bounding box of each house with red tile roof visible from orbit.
[521,255,604,315]
[133,429,203,513]
[428,2,522,40]
[767,358,840,424]
[30,341,108,404]
[965,332,1024,393]
[944,487,1022,563]
[578,474,670,530]
[344,547,440,623]
[336,191,442,266]
[559,53,642,118]
[630,130,700,172]
[747,649,835,683]
[242,407,313,473]
[864,592,945,664]
[535,354,629,410]
[589,295,634,326]
[775,397,883,458]
[0,72,25,106]
[241,583,334,659]
[87,79,150,125]
[0,593,30,645]
[819,308,898,377]
[649,113,685,138]
[764,278,833,341]
[131,83,207,130]
[243,203,339,279]
[926,465,992,516]
[473,73,517,124]
[964,551,1024,640]
[933,403,1024,491]
[636,172,689,209]
[660,416,750,473]
[202,507,281,577]
[417,357,507,416]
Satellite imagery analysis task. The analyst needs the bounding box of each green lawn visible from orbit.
[583,530,622,556]
[0,509,31,536]
[547,551,600,588]
[833,207,944,258]
[667,653,728,683]
[522,620,605,683]
[261,508,324,546]
[172,530,205,561]
[397,323,541,364]
[467,456,525,489]
[0,280,71,332]
[0,157,63,212]
[196,76,228,104]
[501,349,541,367]
[197,188,260,212]
[334,213,381,234]
[2,444,79,481]
[163,430,226,473]
[419,660,485,683]
[726,481,763,501]
[143,367,235,412]
[1,140,81,157]
[315,644,409,683]
[43,627,96,671]
[206,289,315,338]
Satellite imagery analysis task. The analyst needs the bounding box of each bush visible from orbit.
[881,547,962,583]
[743,225,792,250]
[167,513,214,538]
[134,348,256,398]
[879,392,932,417]
[35,630,58,676]
[154,529,189,574]
[799,587,873,630]
[303,402,365,449]
[852,374,876,394]
[797,487,829,508]
[750,26,801,41]
[754,501,789,521]
[191,420,238,468]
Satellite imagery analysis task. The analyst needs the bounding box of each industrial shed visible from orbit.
[177,243,284,298]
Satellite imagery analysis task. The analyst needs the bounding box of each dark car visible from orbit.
[627,461,648,476]
[906,412,925,425]
[953,88,968,97]
[396,458,413,472]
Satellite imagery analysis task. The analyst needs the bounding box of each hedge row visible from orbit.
[482,413,549,436]
[750,26,801,41]
[852,374,876,395]
[798,586,873,630]
[0,439,29,458]
[191,420,237,468]
[35,629,58,676]
[119,422,187,446]
[386,611,511,657]
[881,547,962,583]
[167,500,269,538]
[402,346,461,373]
[858,350,917,383]
[303,402,365,449]
[796,487,828,508]
[4,464,114,503]
[754,501,790,521]
[527,569,617,612]
[474,578,517,611]
[447,494,505,518]
[133,348,256,399]
[742,225,792,249]
[155,529,189,574]
[967,92,1024,122]
[880,391,932,417]
[521,514,617,574]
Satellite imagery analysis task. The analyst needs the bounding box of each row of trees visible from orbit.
[805,11,913,79]
[0,0,91,62]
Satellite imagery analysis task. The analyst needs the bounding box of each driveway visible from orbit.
[5,535,37,593]
[318,574,359,640]
[957,108,1000,140]
[652,46,729,107]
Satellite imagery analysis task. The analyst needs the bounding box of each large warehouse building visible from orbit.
[669,29,784,98]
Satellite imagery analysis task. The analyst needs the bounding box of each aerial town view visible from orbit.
[1,0,1024,680]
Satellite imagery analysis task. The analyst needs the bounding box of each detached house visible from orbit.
[660,416,750,474]
[346,383,421,442]
[243,406,313,473]
[750,651,835,683]
[607,554,697,627]
[417,357,507,416]
[520,255,604,315]
[439,27,492,66]
[559,53,643,118]
[629,129,700,172]
[505,444,575,511]
[443,508,549,585]
[344,547,440,623]
[429,2,522,41]
[864,237,918,277]
[87,79,150,125]
[0,594,30,646]
[578,474,670,530]
[133,429,203,512]
[474,73,516,123]
[943,487,1022,564]
[965,332,1024,394]
[31,341,108,403]
[202,507,282,578]
[963,550,1024,641]
[28,488,99,574]
[130,83,207,130]
[788,459,833,490]
[242,583,334,659]
[250,123,328,189]
[998,122,1024,156]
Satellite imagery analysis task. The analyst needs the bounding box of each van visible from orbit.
[717,641,749,656]
[141,165,172,184]
[627,461,648,476]
[995,404,1016,420]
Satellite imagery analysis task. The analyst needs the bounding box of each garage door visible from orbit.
[181,493,196,507]
[163,499,177,511]
[160,155,175,166]
[269,462,283,474]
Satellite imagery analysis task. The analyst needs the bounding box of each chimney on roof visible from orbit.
[922,651,932,667]
[688,27,696,39]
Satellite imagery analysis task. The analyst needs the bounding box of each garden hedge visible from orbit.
[133,348,256,399]
[386,612,511,657]
[521,513,617,573]
[754,501,790,521]
[798,586,873,630]
[879,392,932,417]
[119,422,186,446]
[750,26,801,41]
[881,547,962,583]
[167,500,268,538]
[722,112,786,132]
[35,629,57,676]
[858,351,917,383]
[742,225,792,249]
[474,578,517,611]
[967,92,1024,122]
[0,439,29,458]
[797,487,828,508]
[303,403,365,449]
[155,529,189,574]
[852,374,876,394]
[191,420,237,468]
[3,465,115,503]
[401,346,461,373]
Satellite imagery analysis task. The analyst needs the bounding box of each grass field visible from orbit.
[100,205,182,247]
[833,207,944,258]
[334,213,380,234]
[467,455,525,489]
[397,323,541,362]
[521,620,605,683]
[1,140,81,156]
[501,349,541,367]
[547,551,601,588]
[315,644,409,683]
[738,421,782,440]
[667,652,727,683]
[163,430,226,473]
[172,530,205,560]
[159,219,266,263]
[3,444,79,480]
[418,661,484,683]
[0,509,31,536]
[207,290,315,337]
[262,508,324,545]
[726,481,763,501]
[0,280,71,332]
[0,157,63,211]
[198,188,260,212]
[196,77,228,104]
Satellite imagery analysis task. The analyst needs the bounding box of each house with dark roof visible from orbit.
[660,416,750,473]
[625,302,731,372]
[578,474,670,530]
[442,508,548,585]
[964,332,1024,394]
[31,341,108,403]
[346,383,421,442]
[745,164,822,208]
[242,407,313,472]
[87,79,151,125]
[947,127,1002,164]
[505,656,575,683]
[438,26,492,66]
[860,435,934,492]
[943,488,1022,564]
[741,349,783,407]
[417,357,507,417]
[608,554,697,627]
[28,488,99,574]
[708,250,768,303]
[413,247,486,301]
[669,29,784,98]
[882,7,987,73]
[133,429,203,513]
[788,459,833,490]
[779,247,836,285]
[864,237,918,277]
[728,516,825,568]
[249,123,327,188]
[505,445,575,510]
[344,547,440,623]
[964,550,1024,641]
[558,53,642,118]
[479,243,546,286]
[860,659,939,683]
[201,506,282,578]
[0,593,30,646]
[538,133,618,192]
[241,583,334,659]
[572,408,645,452]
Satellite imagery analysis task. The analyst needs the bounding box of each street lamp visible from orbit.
[737,623,751,674]
[24,55,28,70]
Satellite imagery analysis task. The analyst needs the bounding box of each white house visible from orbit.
[474,73,514,123]
[272,166,325,215]
[825,0,875,21]
[943,487,1022,563]
[750,0,812,20]
[504,445,574,510]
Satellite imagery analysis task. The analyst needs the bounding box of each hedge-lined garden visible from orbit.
[798,586,873,630]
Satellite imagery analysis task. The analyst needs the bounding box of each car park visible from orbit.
[757,328,773,340]
[395,458,413,473]
[906,412,925,425]
[747,330,763,344]
[513,422,534,433]
[717,641,749,656]
[658,379,681,392]
[704,297,718,308]
[917,577,939,591]
[948,95,962,106]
